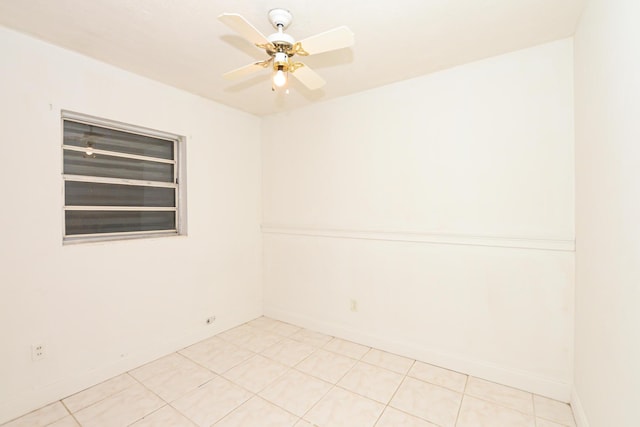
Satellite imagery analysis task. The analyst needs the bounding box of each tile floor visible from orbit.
[3,317,576,427]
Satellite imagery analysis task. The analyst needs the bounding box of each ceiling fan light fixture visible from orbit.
[273,67,287,88]
[272,51,289,88]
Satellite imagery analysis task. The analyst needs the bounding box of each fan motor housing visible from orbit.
[267,33,296,46]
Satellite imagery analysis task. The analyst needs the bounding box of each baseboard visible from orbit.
[264,306,572,402]
[571,386,590,427]
[0,315,257,425]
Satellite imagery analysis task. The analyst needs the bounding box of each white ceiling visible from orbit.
[0,0,585,116]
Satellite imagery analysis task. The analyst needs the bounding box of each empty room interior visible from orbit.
[0,0,637,426]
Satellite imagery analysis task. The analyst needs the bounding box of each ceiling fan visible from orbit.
[218,8,354,91]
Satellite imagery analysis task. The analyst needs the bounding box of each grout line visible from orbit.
[382,367,443,425]
[405,365,469,394]
[126,373,170,425]
[33,402,69,427]
[204,394,254,427]
[248,391,309,423]
[56,400,84,427]
[461,393,537,420]
[370,361,412,427]
[58,373,136,415]
[297,382,336,423]
[69,413,83,427]
[59,399,72,416]
[172,403,199,427]
[453,375,470,426]
[166,401,197,427]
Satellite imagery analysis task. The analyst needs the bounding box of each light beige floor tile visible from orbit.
[375,407,438,427]
[73,382,164,427]
[217,324,257,343]
[323,337,370,359]
[466,377,534,415]
[296,349,358,384]
[259,369,332,416]
[132,354,215,402]
[219,325,284,353]
[63,374,137,413]
[2,402,68,427]
[337,361,404,403]
[390,376,462,427]
[305,387,384,427]
[290,329,333,347]
[171,376,252,426]
[271,321,302,337]
[457,395,535,427]
[248,317,303,336]
[247,316,282,330]
[47,416,80,427]
[130,353,190,382]
[241,331,285,353]
[408,361,467,392]
[143,366,216,402]
[536,418,568,427]
[223,354,289,393]
[261,338,318,367]
[130,405,195,426]
[214,396,299,427]
[179,336,233,359]
[179,336,254,374]
[361,348,414,374]
[294,420,315,426]
[534,395,576,426]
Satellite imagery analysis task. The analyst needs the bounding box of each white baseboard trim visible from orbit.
[264,306,572,402]
[571,386,590,427]
[261,224,575,252]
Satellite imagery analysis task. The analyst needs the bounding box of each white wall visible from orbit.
[0,27,262,423]
[262,39,575,400]
[573,0,640,425]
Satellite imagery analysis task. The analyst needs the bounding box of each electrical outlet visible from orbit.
[350,299,358,312]
[205,316,216,325]
[31,344,45,361]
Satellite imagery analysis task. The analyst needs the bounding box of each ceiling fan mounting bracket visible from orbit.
[268,9,292,30]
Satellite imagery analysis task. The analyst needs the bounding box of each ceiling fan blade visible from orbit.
[298,26,354,55]
[218,13,269,47]
[223,60,270,80]
[291,64,326,90]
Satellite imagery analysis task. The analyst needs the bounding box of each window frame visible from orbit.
[61,111,187,244]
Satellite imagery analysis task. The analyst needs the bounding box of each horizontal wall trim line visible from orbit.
[261,224,575,251]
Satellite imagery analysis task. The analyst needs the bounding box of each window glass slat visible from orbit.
[63,150,174,183]
[65,211,176,235]
[64,121,174,160]
[65,181,175,207]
